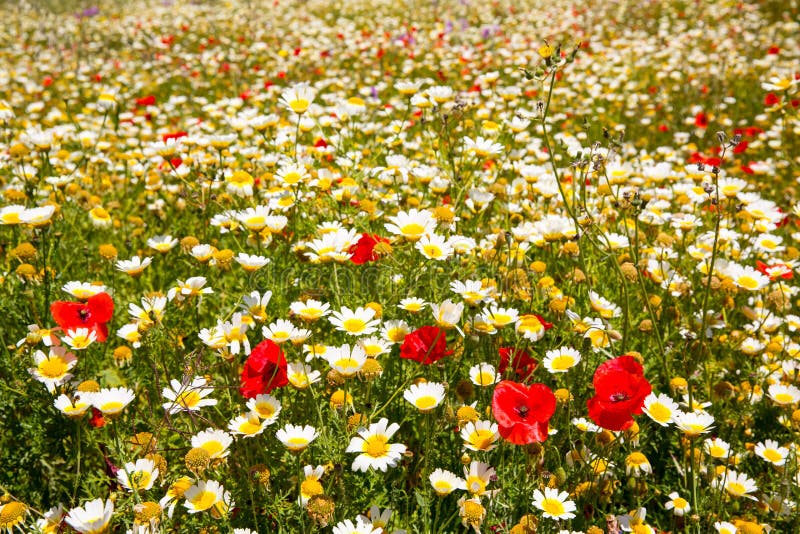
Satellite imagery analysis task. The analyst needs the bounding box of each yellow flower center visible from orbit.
[239,420,263,435]
[541,497,565,516]
[201,441,224,457]
[434,480,453,494]
[129,471,152,490]
[191,490,217,511]
[737,276,759,290]
[550,355,575,371]
[255,403,276,418]
[363,435,389,458]
[342,318,366,333]
[38,357,68,378]
[289,99,309,113]
[335,358,361,374]
[466,477,486,495]
[647,403,672,423]
[287,437,309,449]
[672,497,688,509]
[282,171,302,185]
[462,501,484,524]
[422,244,442,258]
[726,482,746,496]
[400,223,424,236]
[468,429,495,450]
[301,479,323,498]
[176,390,201,409]
[763,449,783,463]
[774,392,794,404]
[100,401,124,413]
[414,395,438,411]
[708,445,727,458]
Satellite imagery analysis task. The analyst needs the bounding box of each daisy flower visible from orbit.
[346,418,406,472]
[246,394,282,424]
[461,420,500,451]
[589,290,622,319]
[54,394,91,418]
[664,492,690,516]
[276,424,319,452]
[62,281,106,300]
[287,362,321,389]
[642,392,679,427]
[768,383,800,405]
[62,328,97,350]
[325,344,368,377]
[65,498,114,534]
[234,253,271,272]
[430,468,467,496]
[483,306,519,328]
[168,277,213,304]
[162,376,217,415]
[714,470,758,499]
[542,347,581,373]
[183,480,233,517]
[532,487,577,520]
[357,336,392,357]
[416,233,453,261]
[458,497,486,533]
[299,465,326,506]
[450,280,493,306]
[674,410,715,437]
[384,208,436,240]
[147,235,178,253]
[464,461,496,497]
[240,290,272,323]
[469,363,499,386]
[92,387,135,415]
[329,306,380,336]
[430,299,465,329]
[625,452,652,477]
[28,346,77,393]
[702,438,731,461]
[117,458,159,492]
[262,319,298,344]
[116,256,153,276]
[280,82,317,114]
[290,299,331,321]
[191,429,234,461]
[331,518,383,534]
[404,382,446,413]
[229,412,270,438]
[398,297,427,313]
[754,439,789,466]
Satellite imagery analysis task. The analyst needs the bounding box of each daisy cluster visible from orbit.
[1,0,799,532]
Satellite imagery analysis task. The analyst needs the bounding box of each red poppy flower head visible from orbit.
[492,381,556,445]
[497,347,538,380]
[240,339,289,398]
[399,326,452,365]
[586,355,651,431]
[349,233,390,265]
[50,292,114,342]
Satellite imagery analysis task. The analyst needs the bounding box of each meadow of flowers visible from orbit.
[1,0,799,532]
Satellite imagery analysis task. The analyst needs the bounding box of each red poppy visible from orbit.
[497,347,538,380]
[586,355,651,431]
[240,339,289,398]
[491,381,556,444]
[694,112,708,128]
[348,233,390,265]
[89,407,106,428]
[399,326,451,365]
[50,292,114,342]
